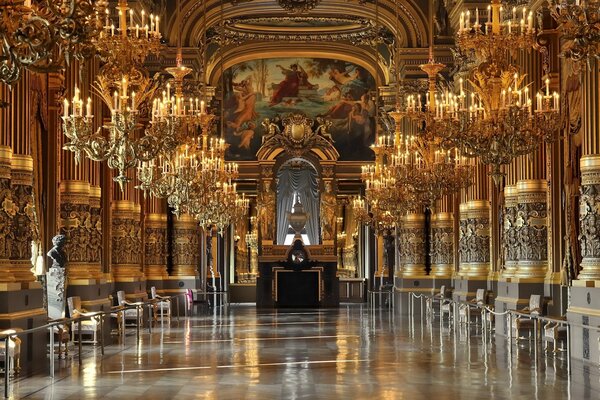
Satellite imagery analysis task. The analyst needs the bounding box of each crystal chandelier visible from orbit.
[548,0,600,64]
[62,0,167,191]
[351,196,398,234]
[439,0,561,183]
[0,0,108,85]
[394,57,473,206]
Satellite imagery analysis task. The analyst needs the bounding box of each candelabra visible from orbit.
[61,0,167,190]
[442,0,562,184]
[62,73,166,190]
[548,0,600,64]
[95,0,161,82]
[0,0,108,85]
[395,59,473,205]
[351,196,398,234]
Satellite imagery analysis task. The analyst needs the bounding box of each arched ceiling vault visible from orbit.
[206,42,389,87]
[164,0,430,51]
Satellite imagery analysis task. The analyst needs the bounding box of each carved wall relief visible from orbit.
[502,186,519,277]
[458,201,490,277]
[144,213,168,280]
[0,147,12,264]
[172,215,200,277]
[578,155,600,280]
[397,213,426,277]
[8,155,35,281]
[88,187,102,265]
[111,201,143,281]
[430,212,454,277]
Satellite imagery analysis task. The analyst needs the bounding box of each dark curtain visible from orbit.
[276,166,320,245]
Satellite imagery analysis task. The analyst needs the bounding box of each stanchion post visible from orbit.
[4,336,9,398]
[49,327,55,378]
[566,323,571,376]
[99,316,104,356]
[78,320,83,365]
[136,306,140,341]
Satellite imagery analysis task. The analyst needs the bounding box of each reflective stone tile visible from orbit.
[8,305,599,399]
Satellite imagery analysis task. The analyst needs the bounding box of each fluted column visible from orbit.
[7,73,36,283]
[430,195,454,278]
[171,214,200,277]
[577,59,600,281]
[144,197,168,281]
[458,160,491,278]
[397,213,426,277]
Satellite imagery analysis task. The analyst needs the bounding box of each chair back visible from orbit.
[67,296,82,317]
[117,290,126,306]
[439,285,446,298]
[150,286,158,299]
[475,289,485,304]
[529,294,541,315]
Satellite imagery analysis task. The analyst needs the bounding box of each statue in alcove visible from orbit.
[320,181,336,241]
[257,181,275,241]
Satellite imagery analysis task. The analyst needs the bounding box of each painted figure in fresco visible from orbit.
[227,76,258,130]
[233,122,256,150]
[348,103,370,145]
[270,64,301,106]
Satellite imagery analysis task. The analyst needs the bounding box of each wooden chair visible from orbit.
[511,294,543,341]
[67,296,101,344]
[0,329,21,375]
[459,289,486,324]
[150,286,171,322]
[542,317,568,352]
[115,290,143,328]
[48,322,70,359]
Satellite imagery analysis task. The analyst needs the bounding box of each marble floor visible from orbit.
[6,305,599,399]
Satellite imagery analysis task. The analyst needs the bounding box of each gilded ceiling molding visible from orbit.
[164,0,427,50]
[205,42,389,86]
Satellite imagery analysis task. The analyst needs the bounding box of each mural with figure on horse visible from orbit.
[221,57,376,161]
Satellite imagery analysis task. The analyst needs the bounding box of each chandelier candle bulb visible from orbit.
[86,98,92,118]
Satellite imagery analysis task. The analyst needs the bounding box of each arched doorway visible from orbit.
[275,158,320,245]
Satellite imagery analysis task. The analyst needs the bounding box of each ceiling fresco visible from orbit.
[221,57,377,162]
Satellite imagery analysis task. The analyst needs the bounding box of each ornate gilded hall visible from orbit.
[0,0,599,398]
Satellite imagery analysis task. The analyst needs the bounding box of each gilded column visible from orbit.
[430,195,454,278]
[397,213,426,277]
[144,197,168,282]
[577,59,600,281]
[8,72,36,283]
[171,214,200,277]
[111,168,144,288]
[514,149,548,279]
[458,160,490,278]
[502,180,519,278]
[0,140,14,282]
[59,63,104,282]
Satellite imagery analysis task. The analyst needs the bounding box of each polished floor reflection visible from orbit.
[10,305,598,399]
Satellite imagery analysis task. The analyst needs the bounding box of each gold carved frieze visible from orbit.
[459,216,490,264]
[579,183,600,261]
[111,214,142,266]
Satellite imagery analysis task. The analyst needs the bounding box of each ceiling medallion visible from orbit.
[277,0,321,14]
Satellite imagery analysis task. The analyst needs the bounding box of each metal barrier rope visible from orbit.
[0,292,188,398]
